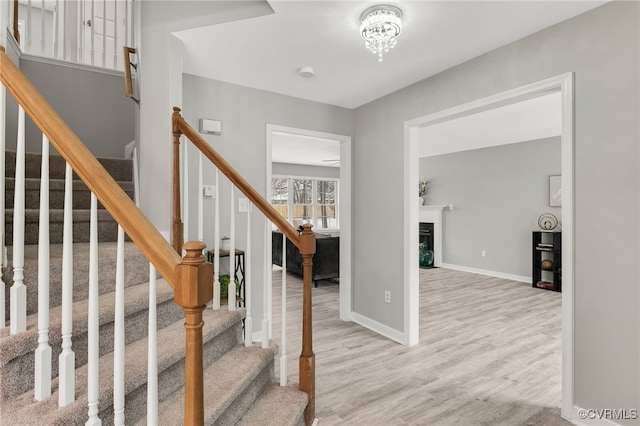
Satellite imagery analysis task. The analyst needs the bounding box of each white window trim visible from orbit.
[272,174,340,232]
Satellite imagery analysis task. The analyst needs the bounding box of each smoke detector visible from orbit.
[298,66,315,78]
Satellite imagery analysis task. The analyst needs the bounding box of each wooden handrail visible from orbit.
[172,108,302,248]
[0,46,182,284]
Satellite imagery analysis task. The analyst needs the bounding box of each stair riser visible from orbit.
[214,365,274,426]
[0,298,184,401]
[101,320,243,425]
[5,218,125,245]
[5,181,135,210]
[3,243,150,321]
[5,151,134,182]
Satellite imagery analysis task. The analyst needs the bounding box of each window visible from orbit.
[271,177,339,230]
[316,180,336,229]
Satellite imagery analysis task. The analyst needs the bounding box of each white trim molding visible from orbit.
[441,263,530,284]
[351,312,405,344]
[404,72,575,420]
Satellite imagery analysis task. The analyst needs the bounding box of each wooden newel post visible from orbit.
[172,107,184,254]
[298,224,316,425]
[175,241,213,426]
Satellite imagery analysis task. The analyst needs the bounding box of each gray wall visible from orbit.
[420,137,561,278]
[15,57,135,158]
[138,1,273,234]
[272,162,340,179]
[353,1,638,419]
[182,73,352,335]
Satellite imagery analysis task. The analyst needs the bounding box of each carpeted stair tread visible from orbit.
[237,384,308,426]
[1,308,244,425]
[5,209,128,245]
[6,207,120,223]
[4,242,150,319]
[0,278,182,401]
[5,177,135,210]
[142,344,276,425]
[5,150,134,182]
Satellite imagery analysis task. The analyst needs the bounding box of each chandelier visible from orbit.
[359,4,403,62]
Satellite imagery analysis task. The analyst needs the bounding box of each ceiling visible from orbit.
[176,1,606,109]
[272,131,341,167]
[419,91,562,157]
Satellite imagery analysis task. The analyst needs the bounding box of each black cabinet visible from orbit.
[532,231,561,292]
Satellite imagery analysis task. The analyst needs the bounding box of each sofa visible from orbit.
[272,230,339,286]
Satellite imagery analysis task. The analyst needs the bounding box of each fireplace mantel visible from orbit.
[419,205,447,267]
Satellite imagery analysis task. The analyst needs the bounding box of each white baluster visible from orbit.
[212,169,220,310]
[61,0,67,60]
[113,225,125,425]
[244,204,252,346]
[53,0,59,59]
[112,0,117,69]
[10,106,26,335]
[40,0,45,54]
[77,0,84,63]
[183,140,189,242]
[58,162,75,407]
[86,193,101,425]
[262,217,269,349]
[228,186,236,310]
[101,0,106,67]
[35,134,51,400]
[26,0,32,51]
[0,84,6,330]
[146,263,158,425]
[197,153,203,241]
[123,0,129,47]
[89,0,94,65]
[280,232,287,385]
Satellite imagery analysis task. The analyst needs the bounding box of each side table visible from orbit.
[207,249,246,307]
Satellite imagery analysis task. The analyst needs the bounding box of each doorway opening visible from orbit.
[266,125,352,335]
[404,73,574,420]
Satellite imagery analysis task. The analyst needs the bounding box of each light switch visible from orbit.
[203,185,215,198]
[238,198,251,212]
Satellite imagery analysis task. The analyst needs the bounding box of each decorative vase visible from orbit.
[419,245,434,267]
[221,238,231,251]
[419,196,425,206]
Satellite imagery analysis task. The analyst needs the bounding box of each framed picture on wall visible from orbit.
[549,175,562,207]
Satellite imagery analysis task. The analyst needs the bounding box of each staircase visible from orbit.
[1,151,307,425]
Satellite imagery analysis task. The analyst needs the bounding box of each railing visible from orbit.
[0,45,212,424]
[172,108,317,425]
[10,0,133,71]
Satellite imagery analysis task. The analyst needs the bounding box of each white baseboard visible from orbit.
[351,312,406,345]
[441,263,530,283]
[570,406,631,426]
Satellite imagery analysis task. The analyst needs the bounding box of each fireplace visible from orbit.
[419,222,435,268]
[419,205,446,267]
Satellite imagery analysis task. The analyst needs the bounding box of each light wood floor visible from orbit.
[270,267,568,426]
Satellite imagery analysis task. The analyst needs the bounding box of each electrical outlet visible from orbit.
[481,250,487,257]
[384,291,391,304]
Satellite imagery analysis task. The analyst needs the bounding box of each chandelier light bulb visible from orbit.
[360,5,403,62]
